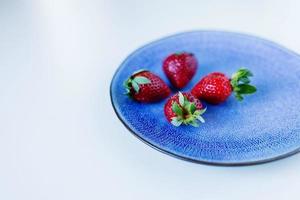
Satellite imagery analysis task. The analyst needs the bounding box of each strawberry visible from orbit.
[124,70,171,103]
[164,92,206,127]
[191,68,257,104]
[163,52,198,89]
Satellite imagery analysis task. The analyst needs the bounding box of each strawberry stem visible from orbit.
[124,70,151,96]
[230,68,257,101]
[171,92,206,127]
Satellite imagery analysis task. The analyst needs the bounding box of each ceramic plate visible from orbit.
[110,31,300,165]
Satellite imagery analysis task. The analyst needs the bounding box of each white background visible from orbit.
[1,0,300,199]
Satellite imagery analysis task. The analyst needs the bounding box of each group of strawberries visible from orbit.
[124,52,256,127]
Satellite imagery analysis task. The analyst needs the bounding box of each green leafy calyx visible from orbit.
[124,70,151,96]
[230,68,257,101]
[171,92,206,127]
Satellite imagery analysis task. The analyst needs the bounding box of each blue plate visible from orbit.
[110,31,300,165]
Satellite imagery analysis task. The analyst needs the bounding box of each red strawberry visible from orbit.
[163,52,198,89]
[164,92,206,127]
[191,68,257,104]
[124,70,171,103]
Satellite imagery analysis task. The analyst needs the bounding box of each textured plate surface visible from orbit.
[110,31,300,165]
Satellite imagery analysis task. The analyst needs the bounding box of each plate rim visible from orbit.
[110,30,300,166]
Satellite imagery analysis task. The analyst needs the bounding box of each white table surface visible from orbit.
[1,0,300,199]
